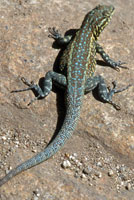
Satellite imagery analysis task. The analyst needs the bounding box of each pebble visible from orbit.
[69,155,75,161]
[77,161,82,168]
[83,166,92,175]
[74,172,79,178]
[120,174,128,181]
[1,136,7,140]
[33,189,40,197]
[72,153,77,157]
[118,165,126,173]
[81,174,86,179]
[33,197,39,200]
[32,148,37,153]
[5,166,12,174]
[95,171,102,178]
[108,170,114,177]
[61,160,71,169]
[96,161,102,167]
[126,182,131,190]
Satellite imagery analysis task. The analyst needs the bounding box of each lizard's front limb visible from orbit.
[96,42,128,71]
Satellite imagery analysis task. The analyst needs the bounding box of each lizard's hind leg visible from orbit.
[85,75,132,110]
[12,71,67,106]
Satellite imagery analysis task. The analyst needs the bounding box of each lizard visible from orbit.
[0,4,132,187]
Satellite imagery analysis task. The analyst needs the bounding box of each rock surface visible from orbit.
[0,0,134,199]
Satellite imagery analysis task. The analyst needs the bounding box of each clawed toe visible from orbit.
[114,61,129,71]
[48,27,61,40]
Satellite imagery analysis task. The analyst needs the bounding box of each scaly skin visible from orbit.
[0,5,131,186]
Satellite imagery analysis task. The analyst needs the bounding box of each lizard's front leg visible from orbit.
[96,42,128,71]
[48,27,78,45]
[48,27,73,45]
[12,71,67,105]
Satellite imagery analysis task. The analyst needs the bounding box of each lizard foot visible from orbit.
[108,81,132,110]
[112,61,129,72]
[48,27,62,40]
[11,77,43,106]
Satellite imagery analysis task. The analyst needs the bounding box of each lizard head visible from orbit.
[81,5,115,39]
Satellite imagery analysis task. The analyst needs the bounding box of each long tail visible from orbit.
[0,103,81,187]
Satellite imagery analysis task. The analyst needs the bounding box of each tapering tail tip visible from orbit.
[0,165,22,187]
[0,173,13,187]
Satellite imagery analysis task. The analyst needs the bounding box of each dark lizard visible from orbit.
[0,5,132,187]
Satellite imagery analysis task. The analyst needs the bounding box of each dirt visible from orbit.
[0,0,134,199]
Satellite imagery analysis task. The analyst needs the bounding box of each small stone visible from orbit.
[83,166,92,175]
[116,165,120,170]
[118,165,126,173]
[116,184,120,191]
[120,181,124,186]
[2,136,6,140]
[69,155,76,161]
[61,160,71,169]
[95,171,102,178]
[70,166,75,170]
[77,162,82,168]
[33,189,40,197]
[72,153,77,157]
[75,159,79,164]
[5,166,12,174]
[14,141,19,145]
[96,161,102,167]
[32,148,37,153]
[74,173,79,178]
[34,197,39,200]
[89,182,93,186]
[81,157,88,163]
[81,174,86,179]
[125,182,131,190]
[121,174,128,181]
[108,170,114,177]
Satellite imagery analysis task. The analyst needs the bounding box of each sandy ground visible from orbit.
[0,0,134,199]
